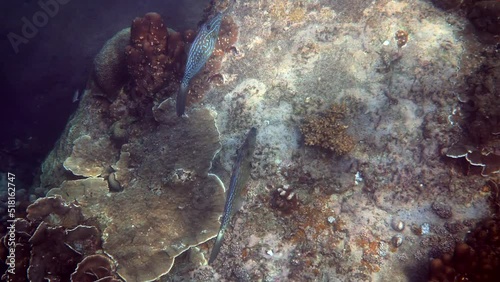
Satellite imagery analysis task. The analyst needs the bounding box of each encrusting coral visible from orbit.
[300,103,355,155]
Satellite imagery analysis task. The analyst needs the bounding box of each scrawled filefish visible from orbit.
[209,127,257,264]
[176,12,224,116]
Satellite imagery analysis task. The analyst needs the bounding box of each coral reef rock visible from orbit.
[45,92,225,281]
[34,0,500,281]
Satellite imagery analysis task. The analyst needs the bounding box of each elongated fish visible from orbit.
[176,12,224,116]
[209,127,257,264]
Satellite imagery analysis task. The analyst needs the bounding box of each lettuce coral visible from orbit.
[0,196,112,282]
[47,101,226,281]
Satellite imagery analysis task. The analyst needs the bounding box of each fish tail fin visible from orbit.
[176,83,188,117]
[208,228,226,264]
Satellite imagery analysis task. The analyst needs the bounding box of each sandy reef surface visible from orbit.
[174,0,498,281]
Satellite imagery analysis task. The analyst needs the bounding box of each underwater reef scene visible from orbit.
[1,0,500,281]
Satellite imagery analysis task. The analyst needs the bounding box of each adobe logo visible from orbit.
[7,0,72,54]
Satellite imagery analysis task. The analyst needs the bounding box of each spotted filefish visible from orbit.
[176,12,224,116]
[209,127,257,264]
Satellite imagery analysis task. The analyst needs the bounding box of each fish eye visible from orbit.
[206,24,211,30]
